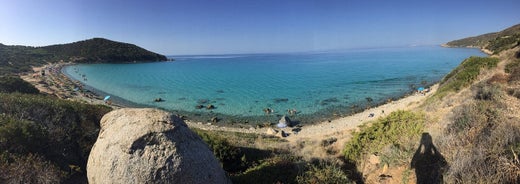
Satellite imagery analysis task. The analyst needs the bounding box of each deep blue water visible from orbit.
[64,46,484,123]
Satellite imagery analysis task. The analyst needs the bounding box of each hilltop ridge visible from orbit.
[0,38,167,74]
[445,24,520,54]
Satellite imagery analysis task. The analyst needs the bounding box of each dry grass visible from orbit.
[436,82,520,183]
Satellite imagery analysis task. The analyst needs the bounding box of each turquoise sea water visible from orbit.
[64,46,484,123]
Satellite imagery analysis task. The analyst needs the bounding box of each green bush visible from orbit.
[231,155,301,184]
[431,56,499,100]
[296,160,353,184]
[343,110,424,162]
[0,93,111,183]
[193,129,245,172]
[0,115,47,153]
[0,76,39,94]
[487,34,520,53]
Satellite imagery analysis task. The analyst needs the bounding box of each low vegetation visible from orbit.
[0,92,111,183]
[487,33,520,53]
[343,110,425,165]
[194,128,360,183]
[0,76,40,94]
[445,23,520,49]
[429,56,499,101]
[296,160,353,184]
[437,80,520,183]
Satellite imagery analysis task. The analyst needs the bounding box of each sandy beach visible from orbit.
[19,62,123,109]
[21,62,436,145]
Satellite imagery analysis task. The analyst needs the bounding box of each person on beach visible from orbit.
[264,108,274,115]
[287,109,297,115]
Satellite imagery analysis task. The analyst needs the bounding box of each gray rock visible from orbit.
[87,108,230,184]
[277,115,292,128]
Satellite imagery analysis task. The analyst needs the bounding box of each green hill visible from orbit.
[0,38,167,75]
[445,24,520,54]
[0,38,166,183]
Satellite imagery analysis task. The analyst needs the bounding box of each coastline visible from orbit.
[20,62,437,139]
[440,44,492,55]
[19,62,125,109]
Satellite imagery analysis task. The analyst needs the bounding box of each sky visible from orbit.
[0,0,519,55]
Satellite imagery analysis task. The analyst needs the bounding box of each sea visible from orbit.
[63,46,485,124]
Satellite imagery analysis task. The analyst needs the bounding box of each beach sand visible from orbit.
[19,62,123,109]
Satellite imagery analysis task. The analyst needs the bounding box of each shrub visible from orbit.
[505,59,520,74]
[440,98,520,183]
[486,34,520,53]
[0,93,111,182]
[432,56,499,100]
[231,155,301,184]
[0,76,39,94]
[296,160,353,184]
[193,129,245,172]
[0,153,63,183]
[508,88,520,99]
[474,83,503,101]
[343,110,424,163]
[507,61,520,83]
[0,115,47,153]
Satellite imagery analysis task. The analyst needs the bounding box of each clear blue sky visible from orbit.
[1,0,519,55]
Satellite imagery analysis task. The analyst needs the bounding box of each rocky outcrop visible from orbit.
[87,108,230,184]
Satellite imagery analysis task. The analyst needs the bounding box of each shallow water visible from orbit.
[64,46,484,123]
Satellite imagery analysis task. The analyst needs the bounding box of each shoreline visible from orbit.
[20,62,437,137]
[19,62,125,109]
[440,44,493,55]
[188,84,437,139]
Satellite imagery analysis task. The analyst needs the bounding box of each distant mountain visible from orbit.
[0,38,167,74]
[445,24,520,54]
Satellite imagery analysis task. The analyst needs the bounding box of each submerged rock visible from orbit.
[87,108,230,184]
[206,104,215,109]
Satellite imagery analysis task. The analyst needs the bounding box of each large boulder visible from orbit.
[87,108,230,184]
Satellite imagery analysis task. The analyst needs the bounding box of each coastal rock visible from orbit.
[277,115,292,128]
[87,108,230,184]
[211,117,219,123]
[280,130,288,137]
[266,127,278,135]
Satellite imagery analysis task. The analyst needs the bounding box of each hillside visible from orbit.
[0,38,167,183]
[445,24,520,54]
[345,25,520,183]
[0,38,167,75]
